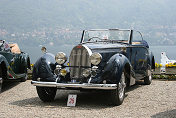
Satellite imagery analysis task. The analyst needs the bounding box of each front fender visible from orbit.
[32,53,56,82]
[104,53,133,83]
[0,54,10,69]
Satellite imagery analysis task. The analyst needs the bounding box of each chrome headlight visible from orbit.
[60,68,67,76]
[55,52,67,65]
[90,53,102,65]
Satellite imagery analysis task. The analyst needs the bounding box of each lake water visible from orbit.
[21,45,176,64]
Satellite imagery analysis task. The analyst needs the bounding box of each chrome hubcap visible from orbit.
[118,72,126,100]
[148,70,152,81]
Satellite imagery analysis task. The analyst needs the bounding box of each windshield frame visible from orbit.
[81,29,132,44]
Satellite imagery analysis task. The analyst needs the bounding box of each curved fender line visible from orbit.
[32,53,56,81]
[104,53,135,85]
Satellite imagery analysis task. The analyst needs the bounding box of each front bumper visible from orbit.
[31,80,117,90]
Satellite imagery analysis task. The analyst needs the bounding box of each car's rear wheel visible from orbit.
[20,64,28,82]
[144,67,152,85]
[36,86,57,102]
[0,77,3,93]
[0,67,3,93]
[0,63,7,93]
[111,70,126,106]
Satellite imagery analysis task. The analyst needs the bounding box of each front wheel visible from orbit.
[36,87,57,102]
[0,77,3,93]
[110,71,126,106]
[144,67,152,85]
[0,64,6,93]
[20,64,28,82]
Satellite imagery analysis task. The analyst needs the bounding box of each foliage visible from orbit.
[165,63,176,68]
[30,64,34,68]
[155,62,176,68]
[153,74,176,80]
[155,63,162,68]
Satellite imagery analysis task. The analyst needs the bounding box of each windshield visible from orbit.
[82,29,131,43]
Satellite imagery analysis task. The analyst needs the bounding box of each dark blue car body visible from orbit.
[32,29,155,105]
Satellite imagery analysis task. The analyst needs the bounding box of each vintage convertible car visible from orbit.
[31,29,155,105]
[0,40,30,92]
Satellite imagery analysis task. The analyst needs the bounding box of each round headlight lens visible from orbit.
[90,53,102,65]
[55,52,67,65]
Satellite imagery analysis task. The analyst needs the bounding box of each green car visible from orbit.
[0,40,30,92]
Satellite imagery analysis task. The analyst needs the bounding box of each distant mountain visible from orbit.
[0,0,176,45]
[0,0,176,30]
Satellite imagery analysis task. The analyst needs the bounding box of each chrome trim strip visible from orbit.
[31,80,117,90]
[82,45,92,56]
[87,29,131,31]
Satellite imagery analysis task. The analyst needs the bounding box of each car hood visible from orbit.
[84,42,127,49]
[82,42,128,66]
[83,42,127,53]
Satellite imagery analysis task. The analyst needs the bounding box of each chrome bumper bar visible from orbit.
[31,81,117,90]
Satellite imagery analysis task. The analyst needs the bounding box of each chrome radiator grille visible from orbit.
[69,45,92,79]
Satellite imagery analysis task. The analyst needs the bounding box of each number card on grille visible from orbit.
[67,94,77,107]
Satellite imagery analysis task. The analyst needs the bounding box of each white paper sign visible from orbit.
[67,94,77,107]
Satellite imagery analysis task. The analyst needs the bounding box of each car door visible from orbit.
[130,31,148,80]
[0,50,22,74]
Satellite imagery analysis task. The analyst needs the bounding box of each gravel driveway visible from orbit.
[0,80,176,118]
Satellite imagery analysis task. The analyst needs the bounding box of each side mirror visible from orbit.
[41,46,47,53]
